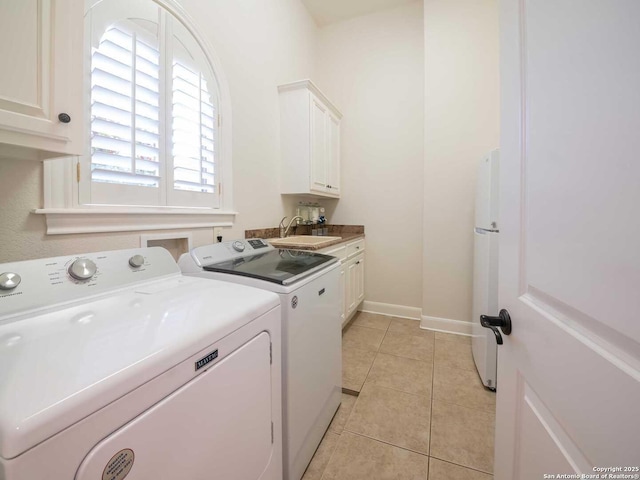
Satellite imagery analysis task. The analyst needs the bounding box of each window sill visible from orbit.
[33,207,237,235]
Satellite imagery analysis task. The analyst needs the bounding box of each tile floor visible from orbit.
[302,312,496,480]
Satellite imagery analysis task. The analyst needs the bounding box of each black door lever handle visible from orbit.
[480,309,512,345]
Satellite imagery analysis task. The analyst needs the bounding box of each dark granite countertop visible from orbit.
[245,224,365,251]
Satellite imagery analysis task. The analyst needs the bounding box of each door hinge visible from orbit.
[271,422,274,444]
[76,162,81,183]
[218,115,221,128]
[218,183,222,196]
[269,342,272,365]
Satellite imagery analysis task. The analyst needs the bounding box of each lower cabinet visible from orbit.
[320,238,365,328]
[347,254,364,315]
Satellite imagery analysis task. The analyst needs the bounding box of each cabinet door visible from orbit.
[326,111,340,196]
[309,94,328,193]
[355,256,365,304]
[340,265,346,324]
[346,258,357,314]
[0,0,83,159]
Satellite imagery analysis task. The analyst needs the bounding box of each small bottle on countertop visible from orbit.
[318,208,327,235]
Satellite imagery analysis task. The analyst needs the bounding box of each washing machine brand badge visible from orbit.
[195,349,219,371]
[102,448,134,480]
[291,296,298,309]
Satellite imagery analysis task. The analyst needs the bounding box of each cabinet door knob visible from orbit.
[58,113,71,123]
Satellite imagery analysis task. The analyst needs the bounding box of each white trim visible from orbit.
[40,0,234,226]
[277,79,343,119]
[140,232,193,249]
[0,123,69,142]
[420,315,473,335]
[33,208,236,235]
[360,300,422,320]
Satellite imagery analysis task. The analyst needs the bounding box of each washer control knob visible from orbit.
[68,258,97,281]
[0,272,21,290]
[128,254,145,268]
[232,241,245,252]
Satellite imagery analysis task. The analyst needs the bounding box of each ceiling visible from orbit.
[302,0,418,27]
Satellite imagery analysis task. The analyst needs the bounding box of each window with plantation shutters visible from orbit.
[171,59,217,195]
[90,26,161,190]
[82,0,223,209]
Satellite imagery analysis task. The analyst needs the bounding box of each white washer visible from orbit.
[179,239,342,480]
[0,247,282,480]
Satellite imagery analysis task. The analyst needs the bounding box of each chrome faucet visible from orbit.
[279,216,304,238]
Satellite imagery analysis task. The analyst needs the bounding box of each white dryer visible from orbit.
[0,247,282,480]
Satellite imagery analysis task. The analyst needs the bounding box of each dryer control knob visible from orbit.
[68,258,97,281]
[232,241,245,252]
[0,272,21,290]
[128,255,145,268]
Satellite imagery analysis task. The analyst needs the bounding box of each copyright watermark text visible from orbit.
[543,467,640,480]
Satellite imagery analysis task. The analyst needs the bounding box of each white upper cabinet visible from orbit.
[0,0,83,160]
[278,80,342,198]
[326,111,341,197]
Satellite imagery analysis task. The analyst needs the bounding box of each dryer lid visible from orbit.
[0,276,278,459]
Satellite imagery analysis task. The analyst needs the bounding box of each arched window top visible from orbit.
[81,0,232,209]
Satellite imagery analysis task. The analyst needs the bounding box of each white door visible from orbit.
[310,94,328,193]
[496,1,640,478]
[355,256,365,304]
[326,111,341,196]
[346,258,357,315]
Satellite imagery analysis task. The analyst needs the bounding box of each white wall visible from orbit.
[0,0,500,332]
[422,0,499,324]
[0,0,317,262]
[316,1,424,312]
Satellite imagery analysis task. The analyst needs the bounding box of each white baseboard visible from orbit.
[360,301,422,320]
[359,301,474,337]
[420,315,473,336]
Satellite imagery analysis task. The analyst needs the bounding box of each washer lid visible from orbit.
[203,249,338,285]
[0,276,278,460]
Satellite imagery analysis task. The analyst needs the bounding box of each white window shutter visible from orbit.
[90,26,161,191]
[171,61,216,194]
[85,4,221,209]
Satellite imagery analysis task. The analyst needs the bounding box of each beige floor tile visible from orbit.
[343,325,386,352]
[379,330,434,361]
[352,311,392,331]
[434,338,476,371]
[434,331,472,345]
[430,400,495,474]
[433,365,495,413]
[388,317,434,338]
[342,347,376,392]
[302,432,340,480]
[321,431,429,480]
[428,458,493,480]
[365,352,433,397]
[328,393,357,434]
[345,384,431,454]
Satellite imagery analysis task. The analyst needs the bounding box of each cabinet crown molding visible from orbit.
[278,79,343,119]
